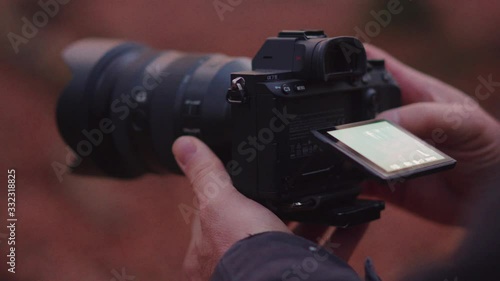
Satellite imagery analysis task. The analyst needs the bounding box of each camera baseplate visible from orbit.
[272,189,385,227]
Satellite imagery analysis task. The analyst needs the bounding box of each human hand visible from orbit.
[364,44,500,225]
[172,136,291,281]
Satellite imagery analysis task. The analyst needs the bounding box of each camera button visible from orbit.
[295,85,306,92]
[282,84,293,95]
[183,100,201,116]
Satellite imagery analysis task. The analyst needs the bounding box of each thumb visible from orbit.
[172,136,236,210]
[377,102,490,149]
[172,136,290,234]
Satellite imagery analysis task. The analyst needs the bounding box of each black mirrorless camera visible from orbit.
[57,30,455,226]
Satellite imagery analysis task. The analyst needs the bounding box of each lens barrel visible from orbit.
[57,39,251,177]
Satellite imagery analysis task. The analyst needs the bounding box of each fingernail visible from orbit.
[174,137,197,167]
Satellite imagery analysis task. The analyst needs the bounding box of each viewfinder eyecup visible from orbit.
[314,37,367,81]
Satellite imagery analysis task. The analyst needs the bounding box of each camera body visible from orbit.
[227,31,401,221]
[56,30,403,226]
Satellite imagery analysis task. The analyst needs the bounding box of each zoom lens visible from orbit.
[56,39,251,177]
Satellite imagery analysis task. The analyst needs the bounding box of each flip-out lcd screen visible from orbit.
[313,120,456,180]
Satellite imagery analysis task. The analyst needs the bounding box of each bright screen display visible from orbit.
[328,121,445,173]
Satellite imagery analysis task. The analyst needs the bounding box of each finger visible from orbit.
[172,136,236,209]
[364,44,466,104]
[374,102,500,223]
[378,102,495,149]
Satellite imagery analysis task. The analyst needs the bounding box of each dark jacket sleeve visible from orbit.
[210,231,364,281]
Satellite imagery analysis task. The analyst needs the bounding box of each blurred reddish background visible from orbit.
[0,1,498,280]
